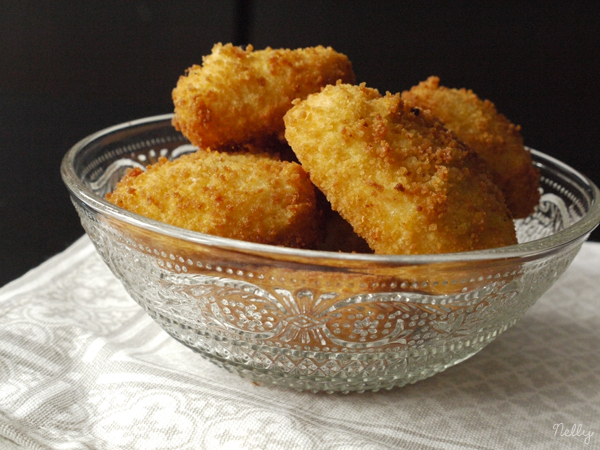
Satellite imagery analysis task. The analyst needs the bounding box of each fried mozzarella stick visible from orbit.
[172,43,355,148]
[402,76,540,218]
[284,83,517,255]
[106,150,321,249]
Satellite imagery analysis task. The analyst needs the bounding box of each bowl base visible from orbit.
[146,304,493,393]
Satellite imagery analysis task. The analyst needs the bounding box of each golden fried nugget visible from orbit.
[172,43,355,149]
[106,150,321,248]
[284,83,517,255]
[401,76,540,218]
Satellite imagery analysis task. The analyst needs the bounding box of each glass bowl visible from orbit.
[61,114,600,393]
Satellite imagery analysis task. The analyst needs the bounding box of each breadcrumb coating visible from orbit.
[402,76,540,218]
[106,150,321,248]
[172,43,355,149]
[284,83,517,255]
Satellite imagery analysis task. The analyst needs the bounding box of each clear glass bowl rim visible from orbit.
[61,113,600,265]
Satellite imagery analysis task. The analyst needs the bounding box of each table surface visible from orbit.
[0,236,598,450]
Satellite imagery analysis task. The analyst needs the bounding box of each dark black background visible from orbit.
[1,1,599,287]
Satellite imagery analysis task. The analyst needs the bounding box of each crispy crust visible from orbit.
[284,83,517,255]
[401,76,540,218]
[106,150,321,249]
[172,43,355,149]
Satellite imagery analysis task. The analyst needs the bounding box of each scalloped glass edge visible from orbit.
[61,113,600,265]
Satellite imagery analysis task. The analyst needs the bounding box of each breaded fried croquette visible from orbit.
[172,43,355,149]
[106,150,321,248]
[401,76,540,218]
[284,83,517,255]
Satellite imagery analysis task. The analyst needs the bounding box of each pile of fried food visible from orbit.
[107,43,540,254]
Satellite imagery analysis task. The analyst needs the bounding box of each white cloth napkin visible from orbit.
[0,235,599,450]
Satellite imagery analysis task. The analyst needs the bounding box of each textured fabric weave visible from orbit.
[0,236,598,449]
